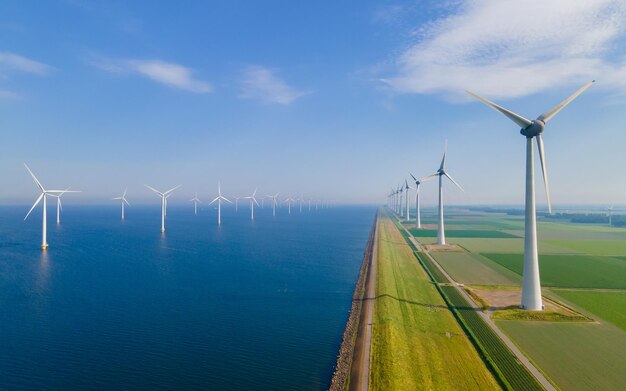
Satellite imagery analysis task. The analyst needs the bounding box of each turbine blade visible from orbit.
[123,187,127,197]
[164,184,181,195]
[25,193,44,220]
[112,197,122,200]
[222,197,232,204]
[145,185,163,196]
[24,163,45,192]
[124,198,130,206]
[409,172,417,182]
[536,135,552,213]
[465,90,533,128]
[444,172,464,192]
[209,196,219,205]
[537,80,595,124]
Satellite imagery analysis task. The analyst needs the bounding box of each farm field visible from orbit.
[497,320,626,391]
[483,253,626,289]
[409,229,519,238]
[398,207,626,390]
[554,290,626,331]
[370,215,500,390]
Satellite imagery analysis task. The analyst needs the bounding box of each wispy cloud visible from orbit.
[238,65,308,105]
[0,89,20,100]
[380,0,626,100]
[0,52,51,75]
[91,56,212,93]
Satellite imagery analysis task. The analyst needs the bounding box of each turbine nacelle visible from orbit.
[520,120,545,138]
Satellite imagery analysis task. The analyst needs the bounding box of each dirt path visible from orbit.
[348,215,378,391]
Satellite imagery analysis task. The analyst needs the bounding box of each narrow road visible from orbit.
[395,215,556,391]
[349,216,378,391]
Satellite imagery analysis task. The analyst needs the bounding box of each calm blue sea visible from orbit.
[0,204,375,390]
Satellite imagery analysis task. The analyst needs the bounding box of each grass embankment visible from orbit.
[370,215,500,390]
[409,229,518,238]
[491,308,588,322]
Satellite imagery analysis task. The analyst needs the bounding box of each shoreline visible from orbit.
[329,210,378,391]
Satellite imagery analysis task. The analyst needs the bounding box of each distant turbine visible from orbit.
[145,184,181,233]
[234,196,241,212]
[266,192,280,217]
[209,182,232,225]
[466,80,593,310]
[112,188,130,221]
[284,195,296,214]
[608,205,614,226]
[23,164,78,250]
[189,192,201,215]
[409,173,433,229]
[243,188,260,221]
[298,194,304,213]
[404,179,411,221]
[49,188,81,224]
[429,142,463,245]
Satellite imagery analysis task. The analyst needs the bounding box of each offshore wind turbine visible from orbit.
[608,205,614,226]
[409,173,432,229]
[145,184,181,233]
[284,195,295,214]
[112,188,130,221]
[467,80,594,310]
[49,189,81,224]
[298,194,304,213]
[234,196,241,212]
[429,142,464,246]
[266,192,280,217]
[189,193,201,215]
[209,182,232,225]
[243,188,260,221]
[23,164,77,250]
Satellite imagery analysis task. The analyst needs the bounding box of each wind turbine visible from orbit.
[429,142,464,246]
[284,195,296,214]
[189,193,201,215]
[404,179,411,221]
[234,196,241,212]
[209,182,232,225]
[23,164,77,250]
[48,188,81,224]
[409,173,432,229]
[243,188,260,221]
[608,205,614,226]
[145,184,181,233]
[298,194,304,213]
[466,80,594,310]
[112,188,130,221]
[266,192,280,216]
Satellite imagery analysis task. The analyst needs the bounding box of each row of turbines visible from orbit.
[23,164,333,251]
[388,81,595,311]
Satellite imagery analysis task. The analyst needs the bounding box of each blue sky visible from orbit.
[1,0,625,206]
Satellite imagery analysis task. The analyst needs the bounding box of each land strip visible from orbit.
[391,213,552,391]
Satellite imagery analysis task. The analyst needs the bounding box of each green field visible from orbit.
[370,215,500,390]
[410,229,519,238]
[546,240,626,256]
[497,320,626,391]
[555,290,626,331]
[431,252,517,286]
[483,253,626,289]
[451,238,578,254]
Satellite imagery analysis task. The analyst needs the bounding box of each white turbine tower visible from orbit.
[429,142,464,246]
[467,80,594,310]
[266,192,280,217]
[49,188,81,224]
[234,196,241,212]
[607,205,614,226]
[404,179,411,221]
[209,182,232,225]
[298,194,304,213]
[145,184,181,233]
[409,173,432,229]
[23,164,77,250]
[243,188,260,221]
[112,188,130,221]
[190,193,201,215]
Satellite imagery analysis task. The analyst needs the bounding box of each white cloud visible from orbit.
[0,89,19,99]
[382,0,626,100]
[92,57,212,93]
[238,65,308,105]
[0,52,51,75]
